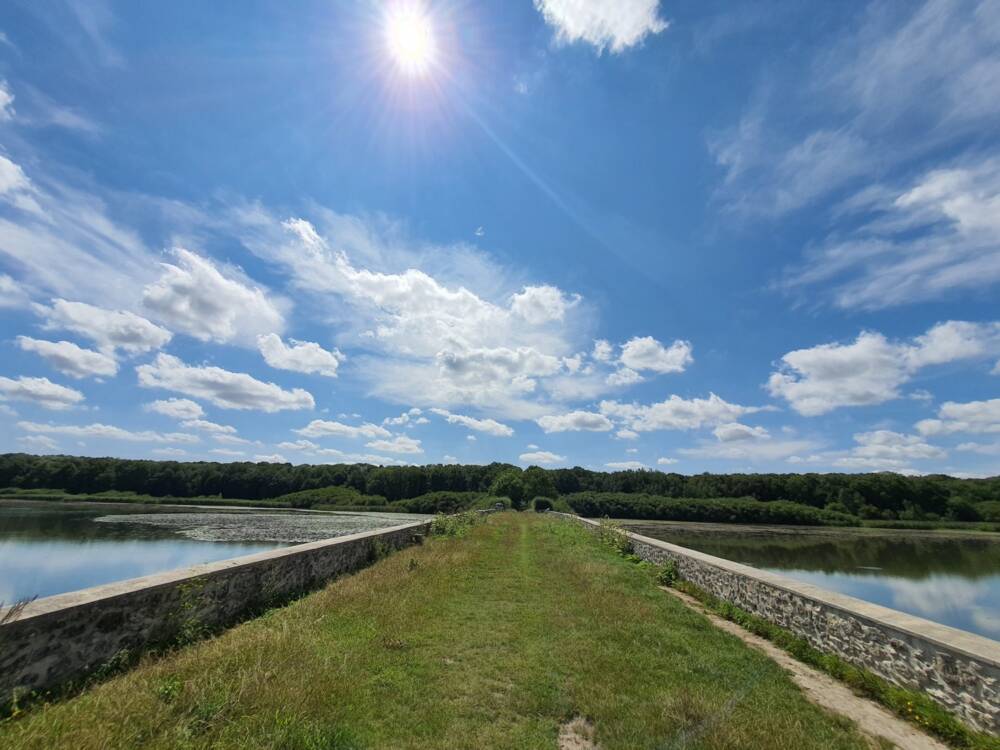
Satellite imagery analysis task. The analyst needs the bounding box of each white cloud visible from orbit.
[233,213,590,418]
[365,435,423,454]
[16,336,118,379]
[151,447,187,457]
[509,285,579,324]
[383,408,426,426]
[0,154,42,215]
[136,353,314,412]
[442,454,458,464]
[917,398,1000,436]
[274,438,408,466]
[519,450,566,464]
[615,428,639,440]
[534,0,669,53]
[142,248,285,345]
[713,422,770,442]
[0,79,14,121]
[850,430,945,461]
[145,398,204,420]
[769,322,1000,416]
[537,410,614,433]
[605,460,647,470]
[36,299,172,354]
[257,333,343,378]
[181,419,238,435]
[0,274,30,309]
[466,434,477,442]
[620,336,693,373]
[600,393,762,432]
[784,159,1000,308]
[592,339,613,361]
[680,438,818,463]
[606,367,643,386]
[18,421,198,443]
[0,376,84,410]
[957,441,1000,456]
[657,457,678,466]
[429,407,514,437]
[18,434,58,451]
[294,419,391,439]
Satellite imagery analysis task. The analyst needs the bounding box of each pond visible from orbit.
[621,520,1000,641]
[0,500,426,604]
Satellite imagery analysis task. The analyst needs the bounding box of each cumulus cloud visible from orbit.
[232,212,592,418]
[770,322,1000,416]
[680,438,818,463]
[606,367,643,387]
[657,457,678,466]
[605,460,647,470]
[713,422,770,442]
[519,450,566,464]
[0,376,84,410]
[917,398,1000,436]
[18,421,198,443]
[600,393,762,432]
[429,407,514,437]
[592,339,613,361]
[509,285,579,324]
[181,419,238,435]
[537,410,614,433]
[849,430,945,461]
[534,0,668,53]
[957,441,1000,456]
[137,353,314,412]
[294,420,391,439]
[142,248,285,345]
[257,334,344,377]
[145,398,205,420]
[18,434,58,452]
[274,438,409,466]
[16,336,118,379]
[620,336,693,373]
[615,428,639,440]
[36,299,172,354]
[383,408,428,426]
[365,435,423,454]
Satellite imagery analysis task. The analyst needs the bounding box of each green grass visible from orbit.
[0,514,873,750]
[671,580,1000,750]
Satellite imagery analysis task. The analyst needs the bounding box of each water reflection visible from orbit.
[624,521,1000,640]
[0,500,424,603]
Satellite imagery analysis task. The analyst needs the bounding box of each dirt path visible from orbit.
[661,586,947,750]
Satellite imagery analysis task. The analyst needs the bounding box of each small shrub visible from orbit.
[655,559,679,587]
[596,518,632,556]
[533,497,553,513]
[429,511,482,538]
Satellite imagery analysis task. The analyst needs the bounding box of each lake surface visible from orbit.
[621,520,1000,641]
[0,500,426,604]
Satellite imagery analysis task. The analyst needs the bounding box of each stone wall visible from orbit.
[0,519,431,705]
[572,516,1000,734]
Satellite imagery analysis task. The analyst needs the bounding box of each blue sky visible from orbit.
[0,0,998,476]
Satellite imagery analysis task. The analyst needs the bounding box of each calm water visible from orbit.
[0,500,424,603]
[622,520,1000,641]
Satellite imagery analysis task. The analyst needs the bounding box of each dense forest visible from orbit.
[2,453,999,522]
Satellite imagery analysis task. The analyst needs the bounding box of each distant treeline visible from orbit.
[2,453,999,522]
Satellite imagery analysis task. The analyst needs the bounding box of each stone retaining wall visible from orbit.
[572,515,1000,734]
[0,519,431,704]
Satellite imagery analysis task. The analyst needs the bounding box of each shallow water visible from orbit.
[0,500,425,603]
[623,520,1000,640]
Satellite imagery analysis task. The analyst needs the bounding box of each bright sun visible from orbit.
[384,5,437,76]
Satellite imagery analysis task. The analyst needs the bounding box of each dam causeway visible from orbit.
[1,512,997,736]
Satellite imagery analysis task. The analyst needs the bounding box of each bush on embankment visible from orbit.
[390,491,495,514]
[564,493,861,526]
[270,485,388,508]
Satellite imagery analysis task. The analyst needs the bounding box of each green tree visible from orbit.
[489,469,526,510]
[522,466,557,500]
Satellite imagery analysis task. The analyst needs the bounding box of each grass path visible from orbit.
[0,515,875,749]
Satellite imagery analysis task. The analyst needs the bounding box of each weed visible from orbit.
[595,518,632,556]
[656,560,679,587]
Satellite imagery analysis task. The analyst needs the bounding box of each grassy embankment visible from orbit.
[0,514,875,750]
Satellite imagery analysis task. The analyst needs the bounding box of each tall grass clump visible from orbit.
[429,511,483,537]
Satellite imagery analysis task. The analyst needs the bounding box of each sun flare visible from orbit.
[384,4,437,76]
